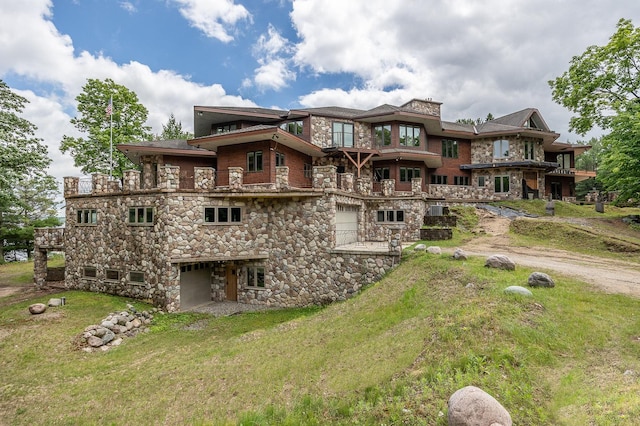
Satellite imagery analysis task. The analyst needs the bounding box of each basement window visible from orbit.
[77,209,97,225]
[129,271,145,283]
[204,207,242,224]
[377,210,405,223]
[128,207,154,225]
[82,266,97,279]
[105,269,120,282]
[247,266,265,288]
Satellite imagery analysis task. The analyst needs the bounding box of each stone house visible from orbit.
[34,98,590,311]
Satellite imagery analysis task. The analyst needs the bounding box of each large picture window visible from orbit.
[442,139,458,158]
[332,122,354,147]
[493,140,509,159]
[399,125,420,146]
[247,151,263,172]
[494,175,510,193]
[399,167,421,182]
[374,124,391,146]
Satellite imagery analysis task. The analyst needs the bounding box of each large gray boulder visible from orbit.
[427,246,442,255]
[452,248,468,260]
[448,385,512,426]
[485,254,516,271]
[528,272,555,288]
[414,244,427,251]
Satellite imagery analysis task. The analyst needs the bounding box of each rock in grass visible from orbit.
[528,272,555,288]
[448,385,512,426]
[427,246,442,254]
[504,285,533,296]
[28,303,47,315]
[48,298,62,307]
[452,248,468,260]
[485,254,516,270]
[414,244,426,251]
[87,336,104,348]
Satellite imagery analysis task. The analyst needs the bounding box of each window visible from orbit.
[557,153,571,169]
[454,176,470,186]
[129,271,145,283]
[399,125,421,146]
[376,210,405,222]
[442,139,458,158]
[478,176,486,187]
[128,207,154,224]
[204,207,242,224]
[524,141,535,160]
[332,122,354,147]
[400,167,421,182]
[275,152,285,167]
[374,124,391,146]
[77,209,97,225]
[374,167,390,182]
[105,269,120,281]
[304,163,313,178]
[430,175,448,185]
[247,151,263,172]
[494,175,510,193]
[247,266,265,288]
[279,121,303,135]
[214,123,236,134]
[82,266,97,278]
[493,140,509,159]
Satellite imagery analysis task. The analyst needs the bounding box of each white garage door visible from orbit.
[336,205,359,246]
[179,262,212,310]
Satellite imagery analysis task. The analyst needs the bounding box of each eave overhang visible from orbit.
[117,144,216,165]
[372,148,443,168]
[460,160,559,171]
[356,111,443,133]
[188,126,324,157]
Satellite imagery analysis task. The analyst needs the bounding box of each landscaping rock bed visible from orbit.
[75,304,156,352]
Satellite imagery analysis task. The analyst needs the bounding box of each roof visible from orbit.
[117,139,216,164]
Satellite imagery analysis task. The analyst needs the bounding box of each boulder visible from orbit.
[427,246,442,255]
[47,298,62,307]
[528,272,555,288]
[504,286,533,296]
[453,248,468,260]
[28,303,47,315]
[485,254,516,271]
[448,386,512,426]
[414,244,427,251]
[87,336,104,348]
[101,329,115,345]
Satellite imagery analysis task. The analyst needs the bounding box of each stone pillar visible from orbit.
[411,177,422,195]
[194,167,216,191]
[108,180,121,192]
[388,233,402,255]
[339,173,354,192]
[158,165,180,190]
[141,161,156,189]
[123,170,141,191]
[33,249,48,288]
[92,173,109,194]
[228,167,244,190]
[356,177,372,195]
[275,166,289,190]
[313,165,337,189]
[382,179,395,196]
[64,177,79,197]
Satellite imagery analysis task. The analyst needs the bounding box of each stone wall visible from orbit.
[364,198,427,242]
[310,116,370,149]
[403,99,441,116]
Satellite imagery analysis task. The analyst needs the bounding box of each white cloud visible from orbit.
[250,25,296,91]
[119,1,137,13]
[172,0,251,42]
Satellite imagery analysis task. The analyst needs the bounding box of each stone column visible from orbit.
[92,173,109,194]
[340,173,354,192]
[228,167,244,190]
[382,179,395,196]
[411,177,423,195]
[64,177,79,197]
[33,249,48,288]
[194,167,216,191]
[123,170,141,191]
[275,166,289,190]
[158,165,180,190]
[356,177,372,195]
[313,165,337,189]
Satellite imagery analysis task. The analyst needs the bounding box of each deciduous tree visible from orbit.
[60,78,152,179]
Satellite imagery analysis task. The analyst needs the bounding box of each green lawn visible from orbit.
[1,251,640,424]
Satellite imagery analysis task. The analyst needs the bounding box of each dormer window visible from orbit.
[213,123,237,134]
[493,140,509,159]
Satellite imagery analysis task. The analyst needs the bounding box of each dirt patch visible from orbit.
[0,284,64,308]
[458,211,640,298]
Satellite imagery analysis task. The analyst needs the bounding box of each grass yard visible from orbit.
[2,251,640,424]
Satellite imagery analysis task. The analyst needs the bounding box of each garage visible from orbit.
[179,262,212,310]
[336,204,359,246]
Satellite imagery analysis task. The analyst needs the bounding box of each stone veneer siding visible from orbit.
[63,187,400,311]
[364,197,427,242]
[310,116,371,149]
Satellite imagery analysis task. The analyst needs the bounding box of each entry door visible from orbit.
[551,182,562,200]
[225,264,237,301]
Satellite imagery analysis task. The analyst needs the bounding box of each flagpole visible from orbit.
[109,95,113,180]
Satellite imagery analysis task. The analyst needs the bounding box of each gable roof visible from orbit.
[490,108,551,132]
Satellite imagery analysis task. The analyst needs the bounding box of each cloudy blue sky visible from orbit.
[2,0,640,197]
